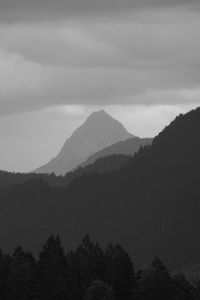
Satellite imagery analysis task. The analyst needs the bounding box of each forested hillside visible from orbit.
[0,235,199,300]
[0,108,199,270]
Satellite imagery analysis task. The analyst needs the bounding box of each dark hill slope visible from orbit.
[80,137,152,168]
[0,171,44,190]
[62,154,131,186]
[0,108,199,270]
[0,154,130,190]
[0,170,59,190]
[127,109,200,175]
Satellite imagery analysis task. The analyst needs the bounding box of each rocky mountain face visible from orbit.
[35,110,133,175]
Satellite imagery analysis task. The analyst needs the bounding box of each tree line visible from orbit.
[0,235,199,300]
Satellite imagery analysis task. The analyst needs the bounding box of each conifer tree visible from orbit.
[75,235,107,294]
[138,257,173,300]
[8,246,37,300]
[66,250,82,300]
[38,235,69,300]
[0,249,6,299]
[105,243,134,300]
[173,273,194,300]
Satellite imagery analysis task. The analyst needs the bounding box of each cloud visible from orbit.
[0,0,200,23]
[0,41,200,115]
[0,48,199,115]
[1,9,200,69]
[0,4,199,115]
[0,50,51,114]
[107,103,199,137]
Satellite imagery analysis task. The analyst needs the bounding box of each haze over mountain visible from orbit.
[80,137,152,168]
[0,107,200,270]
[35,110,133,175]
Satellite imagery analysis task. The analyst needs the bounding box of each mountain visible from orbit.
[0,107,200,270]
[80,137,152,168]
[35,110,133,175]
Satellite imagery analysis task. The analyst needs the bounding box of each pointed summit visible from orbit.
[83,110,130,137]
[85,110,118,123]
[88,109,108,117]
[35,110,133,175]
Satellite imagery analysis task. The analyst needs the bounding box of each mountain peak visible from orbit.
[86,110,113,122]
[35,110,133,175]
[85,110,129,133]
[90,109,108,116]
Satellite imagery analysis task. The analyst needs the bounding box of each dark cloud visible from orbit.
[0,0,200,115]
[0,0,200,22]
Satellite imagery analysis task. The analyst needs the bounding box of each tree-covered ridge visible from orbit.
[80,137,152,168]
[0,235,199,300]
[128,107,200,175]
[0,107,200,270]
[0,154,131,190]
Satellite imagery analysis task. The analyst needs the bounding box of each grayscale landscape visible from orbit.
[0,1,200,299]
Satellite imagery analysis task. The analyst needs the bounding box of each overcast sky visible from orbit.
[0,0,199,172]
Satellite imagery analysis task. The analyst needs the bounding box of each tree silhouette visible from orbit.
[0,236,198,299]
[38,235,69,300]
[138,257,173,300]
[105,243,134,300]
[75,235,107,294]
[173,273,194,300]
[8,246,37,300]
[66,250,82,300]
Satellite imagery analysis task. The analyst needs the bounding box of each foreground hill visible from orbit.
[35,110,133,175]
[0,107,200,270]
[80,137,152,168]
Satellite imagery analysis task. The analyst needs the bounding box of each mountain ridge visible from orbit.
[35,110,133,175]
[80,136,152,168]
[0,108,199,270]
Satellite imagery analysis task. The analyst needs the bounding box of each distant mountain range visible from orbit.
[0,107,200,271]
[35,110,134,175]
[0,110,151,189]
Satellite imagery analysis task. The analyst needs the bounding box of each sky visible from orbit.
[0,0,200,172]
